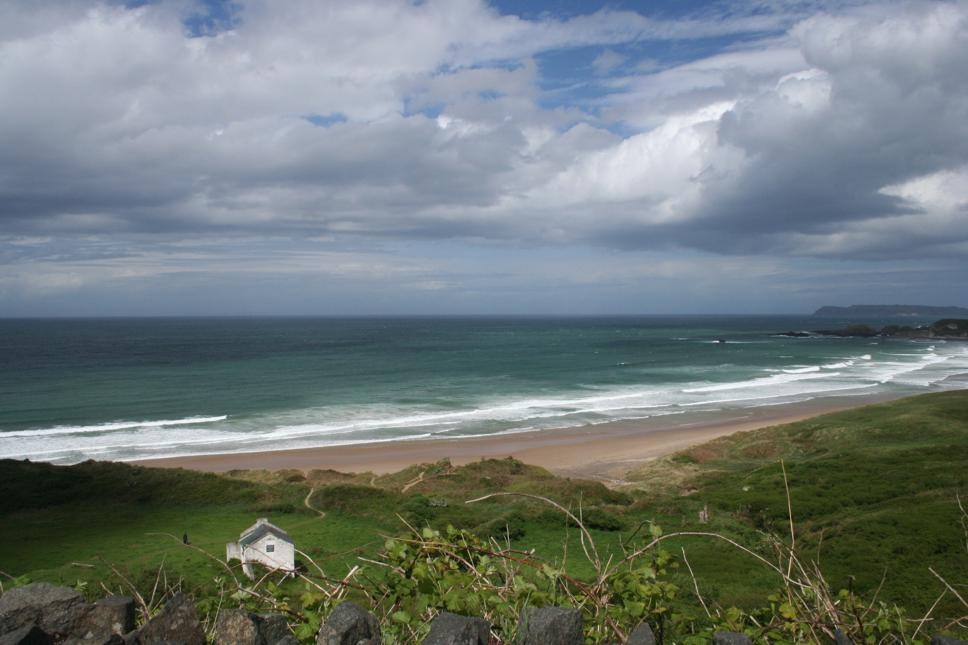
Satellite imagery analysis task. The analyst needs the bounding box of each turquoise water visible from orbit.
[2,316,966,464]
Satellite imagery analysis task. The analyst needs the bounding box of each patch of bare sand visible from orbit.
[134,394,894,482]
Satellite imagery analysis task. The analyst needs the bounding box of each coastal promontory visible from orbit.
[813,304,968,318]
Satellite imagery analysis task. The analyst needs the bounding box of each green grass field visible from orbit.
[641,391,968,615]
[3,390,968,642]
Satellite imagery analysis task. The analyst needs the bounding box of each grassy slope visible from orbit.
[3,390,968,626]
[627,390,968,615]
[0,460,386,596]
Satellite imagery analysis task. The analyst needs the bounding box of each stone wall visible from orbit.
[2,583,966,645]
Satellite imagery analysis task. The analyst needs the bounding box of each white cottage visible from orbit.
[226,518,296,579]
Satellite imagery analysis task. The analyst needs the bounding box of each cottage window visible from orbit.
[266,544,275,553]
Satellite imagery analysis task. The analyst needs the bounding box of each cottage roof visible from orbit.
[238,518,292,547]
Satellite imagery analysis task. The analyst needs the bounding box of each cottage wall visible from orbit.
[242,533,295,572]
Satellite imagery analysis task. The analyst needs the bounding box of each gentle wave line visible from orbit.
[2,415,228,438]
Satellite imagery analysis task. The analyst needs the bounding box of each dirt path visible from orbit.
[401,470,425,493]
[304,487,326,518]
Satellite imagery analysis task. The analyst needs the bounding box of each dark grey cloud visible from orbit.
[684,3,968,257]
[0,0,965,313]
[528,3,968,260]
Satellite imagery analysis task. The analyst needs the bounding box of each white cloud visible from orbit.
[882,167,968,214]
[0,0,966,312]
[525,102,738,223]
[599,42,807,129]
[592,49,626,74]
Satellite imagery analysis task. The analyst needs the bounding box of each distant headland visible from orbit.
[778,318,968,340]
[813,304,968,318]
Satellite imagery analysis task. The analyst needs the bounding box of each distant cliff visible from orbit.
[801,319,968,339]
[813,304,968,318]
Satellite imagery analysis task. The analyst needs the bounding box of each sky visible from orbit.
[1,0,966,316]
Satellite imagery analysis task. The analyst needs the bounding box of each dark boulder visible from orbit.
[71,596,136,643]
[423,612,490,645]
[136,593,204,645]
[516,607,582,645]
[61,634,126,645]
[315,602,380,645]
[0,624,53,645]
[212,609,294,645]
[0,583,86,637]
[931,636,968,645]
[626,621,657,645]
[257,613,295,645]
[213,609,261,645]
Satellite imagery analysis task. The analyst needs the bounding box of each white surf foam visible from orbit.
[7,338,968,465]
[682,371,832,394]
[822,360,854,369]
[1,415,228,438]
[782,366,822,374]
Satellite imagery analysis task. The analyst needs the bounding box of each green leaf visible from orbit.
[779,601,797,620]
[624,600,646,618]
[540,564,562,579]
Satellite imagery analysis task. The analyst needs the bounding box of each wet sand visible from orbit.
[134,393,899,480]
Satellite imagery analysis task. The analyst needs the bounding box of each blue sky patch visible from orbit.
[304,113,349,128]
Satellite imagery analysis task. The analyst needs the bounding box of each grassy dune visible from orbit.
[2,390,967,639]
[632,391,968,613]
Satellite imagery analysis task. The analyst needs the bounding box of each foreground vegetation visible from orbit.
[3,390,968,642]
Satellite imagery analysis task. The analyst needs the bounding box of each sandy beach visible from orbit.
[134,393,899,480]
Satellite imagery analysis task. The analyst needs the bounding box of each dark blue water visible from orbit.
[2,316,965,464]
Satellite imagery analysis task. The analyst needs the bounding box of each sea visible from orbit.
[2,316,967,465]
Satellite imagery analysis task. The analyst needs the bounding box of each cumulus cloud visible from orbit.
[695,2,968,256]
[0,0,966,312]
[522,1,968,258]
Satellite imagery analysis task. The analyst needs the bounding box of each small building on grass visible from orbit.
[226,517,295,579]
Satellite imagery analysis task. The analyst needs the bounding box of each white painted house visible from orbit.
[226,518,296,579]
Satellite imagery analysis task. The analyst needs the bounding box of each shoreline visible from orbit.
[133,391,905,480]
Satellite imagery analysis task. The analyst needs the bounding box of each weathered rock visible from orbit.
[315,602,380,645]
[119,631,140,645]
[626,621,657,645]
[423,612,490,645]
[61,634,125,645]
[0,583,87,637]
[136,593,204,645]
[932,636,968,645]
[257,613,294,645]
[0,624,53,645]
[213,609,261,645]
[516,607,582,645]
[713,632,753,645]
[211,609,294,645]
[71,596,136,643]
